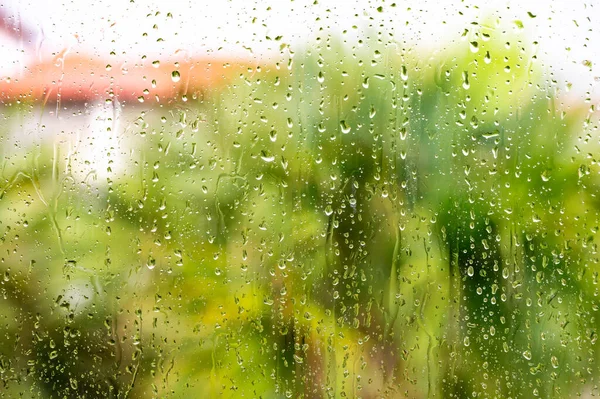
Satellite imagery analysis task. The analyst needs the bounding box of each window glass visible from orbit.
[0,1,599,397]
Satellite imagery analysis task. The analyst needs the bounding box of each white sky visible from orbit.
[1,0,599,98]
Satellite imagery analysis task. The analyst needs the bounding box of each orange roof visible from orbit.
[0,53,247,104]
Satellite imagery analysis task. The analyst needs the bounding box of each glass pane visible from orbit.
[0,1,598,397]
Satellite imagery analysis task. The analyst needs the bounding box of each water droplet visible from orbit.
[362,77,369,88]
[401,65,408,81]
[65,260,77,269]
[523,350,532,360]
[369,105,376,119]
[171,70,181,82]
[317,71,324,83]
[147,256,156,270]
[541,170,551,181]
[469,41,479,53]
[340,120,351,134]
[462,71,470,89]
[484,51,491,64]
[260,150,275,162]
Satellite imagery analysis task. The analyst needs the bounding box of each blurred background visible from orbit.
[1,0,600,398]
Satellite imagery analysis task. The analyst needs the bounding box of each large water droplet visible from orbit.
[401,65,408,81]
[484,51,491,64]
[147,256,156,270]
[317,71,324,83]
[260,150,275,162]
[340,120,351,134]
[462,71,470,90]
[469,41,479,53]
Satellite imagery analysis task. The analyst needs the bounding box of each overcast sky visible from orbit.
[1,0,599,98]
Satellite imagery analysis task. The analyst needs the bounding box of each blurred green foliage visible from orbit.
[0,28,599,399]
